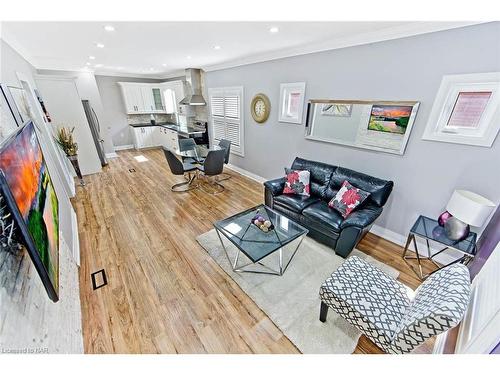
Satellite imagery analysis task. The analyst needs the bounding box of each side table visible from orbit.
[402,215,476,280]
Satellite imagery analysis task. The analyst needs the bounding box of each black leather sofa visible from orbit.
[264,157,393,258]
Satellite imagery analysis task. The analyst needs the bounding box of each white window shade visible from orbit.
[208,86,244,156]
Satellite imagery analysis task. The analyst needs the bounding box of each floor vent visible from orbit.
[91,269,108,290]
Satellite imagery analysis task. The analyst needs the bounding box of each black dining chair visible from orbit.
[178,138,197,164]
[197,149,226,194]
[163,148,197,192]
[217,139,232,181]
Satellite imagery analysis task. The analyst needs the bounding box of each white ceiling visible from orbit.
[1,21,478,78]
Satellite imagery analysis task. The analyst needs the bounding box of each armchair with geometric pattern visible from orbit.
[319,256,471,354]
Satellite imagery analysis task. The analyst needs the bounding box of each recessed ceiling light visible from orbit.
[95,64,103,68]
[86,62,91,66]
[269,26,279,33]
[96,43,105,48]
[162,63,167,67]
[89,56,96,60]
[187,55,192,59]
[104,25,115,32]
[214,45,221,50]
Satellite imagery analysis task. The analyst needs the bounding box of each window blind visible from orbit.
[209,87,244,156]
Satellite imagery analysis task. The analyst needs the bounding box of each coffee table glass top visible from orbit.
[410,215,477,255]
[214,205,308,263]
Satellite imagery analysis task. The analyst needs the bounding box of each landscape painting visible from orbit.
[368,105,413,134]
[0,121,59,299]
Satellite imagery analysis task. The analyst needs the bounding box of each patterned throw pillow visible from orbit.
[328,180,370,218]
[283,169,310,196]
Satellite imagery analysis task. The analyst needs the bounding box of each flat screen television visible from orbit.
[0,120,59,302]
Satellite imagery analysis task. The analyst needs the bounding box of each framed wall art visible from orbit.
[278,82,306,124]
[422,72,500,147]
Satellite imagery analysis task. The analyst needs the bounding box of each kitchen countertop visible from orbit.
[129,122,205,135]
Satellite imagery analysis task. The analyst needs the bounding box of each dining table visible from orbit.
[174,144,224,164]
[171,144,225,190]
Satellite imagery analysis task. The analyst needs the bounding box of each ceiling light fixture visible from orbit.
[162,63,167,67]
[96,43,105,48]
[86,62,91,66]
[214,45,221,50]
[95,64,103,68]
[104,25,115,32]
[89,56,96,60]
[269,26,279,33]
[187,55,192,59]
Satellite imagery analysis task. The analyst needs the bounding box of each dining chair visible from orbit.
[178,138,197,164]
[163,148,197,192]
[217,139,232,181]
[197,149,226,194]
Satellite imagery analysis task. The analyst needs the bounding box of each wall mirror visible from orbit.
[305,99,420,155]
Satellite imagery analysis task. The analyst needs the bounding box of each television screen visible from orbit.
[367,105,413,135]
[0,121,59,301]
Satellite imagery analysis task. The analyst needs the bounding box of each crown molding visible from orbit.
[202,21,483,72]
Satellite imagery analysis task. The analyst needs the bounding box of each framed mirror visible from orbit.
[305,99,419,155]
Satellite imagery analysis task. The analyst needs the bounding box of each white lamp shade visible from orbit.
[446,190,496,227]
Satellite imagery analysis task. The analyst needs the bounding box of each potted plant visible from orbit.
[55,126,85,186]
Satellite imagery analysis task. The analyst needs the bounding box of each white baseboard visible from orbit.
[105,152,118,159]
[114,144,134,151]
[225,163,267,184]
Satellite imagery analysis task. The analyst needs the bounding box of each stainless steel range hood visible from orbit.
[179,68,206,106]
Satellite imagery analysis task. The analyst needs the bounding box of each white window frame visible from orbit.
[208,86,244,157]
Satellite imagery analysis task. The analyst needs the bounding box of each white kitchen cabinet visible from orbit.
[141,86,156,113]
[161,80,184,114]
[131,126,177,150]
[119,83,167,114]
[120,84,144,114]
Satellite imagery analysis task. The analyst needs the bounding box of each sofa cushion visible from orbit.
[274,194,320,213]
[302,201,344,232]
[326,166,393,207]
[328,180,370,218]
[283,168,311,196]
[291,157,336,199]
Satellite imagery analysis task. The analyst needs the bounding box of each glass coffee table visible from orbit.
[214,205,308,276]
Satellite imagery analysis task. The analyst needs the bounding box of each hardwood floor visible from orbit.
[75,148,435,354]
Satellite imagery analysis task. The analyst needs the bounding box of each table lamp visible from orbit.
[444,190,496,241]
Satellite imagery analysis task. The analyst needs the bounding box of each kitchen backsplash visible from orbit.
[127,113,176,124]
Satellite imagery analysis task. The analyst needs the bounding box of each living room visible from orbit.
[1,1,499,373]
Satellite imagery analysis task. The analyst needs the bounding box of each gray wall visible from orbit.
[0,39,83,353]
[95,75,163,147]
[205,22,500,238]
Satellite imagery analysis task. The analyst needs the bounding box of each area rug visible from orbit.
[196,229,399,354]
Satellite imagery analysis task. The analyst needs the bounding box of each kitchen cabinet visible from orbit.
[162,81,184,114]
[131,126,178,150]
[119,83,167,114]
[157,127,178,151]
[121,84,145,113]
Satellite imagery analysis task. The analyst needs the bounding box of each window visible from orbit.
[208,86,244,156]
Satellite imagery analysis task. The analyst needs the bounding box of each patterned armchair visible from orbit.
[319,256,471,354]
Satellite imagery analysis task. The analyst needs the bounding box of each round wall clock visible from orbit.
[251,93,271,123]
